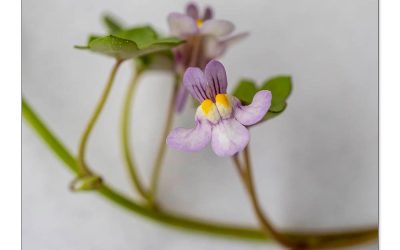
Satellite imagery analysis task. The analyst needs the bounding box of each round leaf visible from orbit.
[232,79,258,104]
[87,35,141,60]
[261,76,292,112]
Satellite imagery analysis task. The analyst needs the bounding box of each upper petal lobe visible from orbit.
[183,67,212,101]
[168,13,198,37]
[205,60,228,97]
[186,3,199,19]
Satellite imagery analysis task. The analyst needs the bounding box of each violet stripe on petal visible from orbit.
[183,67,211,101]
[205,60,228,95]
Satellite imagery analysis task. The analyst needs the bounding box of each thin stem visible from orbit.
[120,67,150,200]
[73,59,123,189]
[236,146,378,249]
[22,98,378,245]
[148,75,179,205]
[188,36,202,67]
[239,147,296,248]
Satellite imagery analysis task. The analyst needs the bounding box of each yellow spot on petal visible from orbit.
[201,99,213,114]
[216,94,233,119]
[216,94,230,108]
[196,19,204,28]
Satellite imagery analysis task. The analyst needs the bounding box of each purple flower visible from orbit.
[167,60,272,157]
[168,2,248,112]
[169,3,233,39]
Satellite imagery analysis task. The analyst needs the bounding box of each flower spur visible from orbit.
[167,60,272,156]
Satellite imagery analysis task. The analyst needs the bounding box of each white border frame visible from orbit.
[380,0,400,249]
[0,0,22,249]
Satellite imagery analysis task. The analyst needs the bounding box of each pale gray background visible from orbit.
[22,0,378,249]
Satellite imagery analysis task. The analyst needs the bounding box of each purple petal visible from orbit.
[211,119,250,156]
[186,3,199,19]
[183,67,212,101]
[217,32,249,56]
[203,7,214,20]
[234,90,272,126]
[203,32,249,59]
[200,20,234,37]
[205,60,228,97]
[222,32,249,46]
[202,36,224,59]
[175,85,189,112]
[167,119,211,152]
[168,13,197,37]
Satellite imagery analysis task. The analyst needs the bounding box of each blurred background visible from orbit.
[22,0,378,249]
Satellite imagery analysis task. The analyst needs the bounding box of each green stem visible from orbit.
[22,98,378,245]
[120,67,150,200]
[235,146,378,249]
[73,59,123,190]
[148,74,179,205]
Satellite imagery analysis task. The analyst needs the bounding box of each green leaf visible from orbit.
[262,105,287,123]
[88,35,101,44]
[135,50,174,71]
[138,37,184,55]
[230,75,293,125]
[87,35,141,60]
[232,79,258,104]
[261,76,292,112]
[114,26,158,47]
[75,28,184,60]
[102,14,124,33]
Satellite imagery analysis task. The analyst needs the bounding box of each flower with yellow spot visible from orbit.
[167,60,272,156]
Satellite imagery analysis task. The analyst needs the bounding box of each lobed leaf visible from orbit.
[261,76,292,113]
[232,75,292,124]
[75,26,184,60]
[113,26,158,47]
[232,79,258,104]
[86,35,140,60]
[102,14,124,33]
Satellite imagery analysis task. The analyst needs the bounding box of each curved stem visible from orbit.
[148,75,179,205]
[22,98,378,245]
[234,149,299,248]
[73,59,123,189]
[120,67,150,200]
[235,146,377,249]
